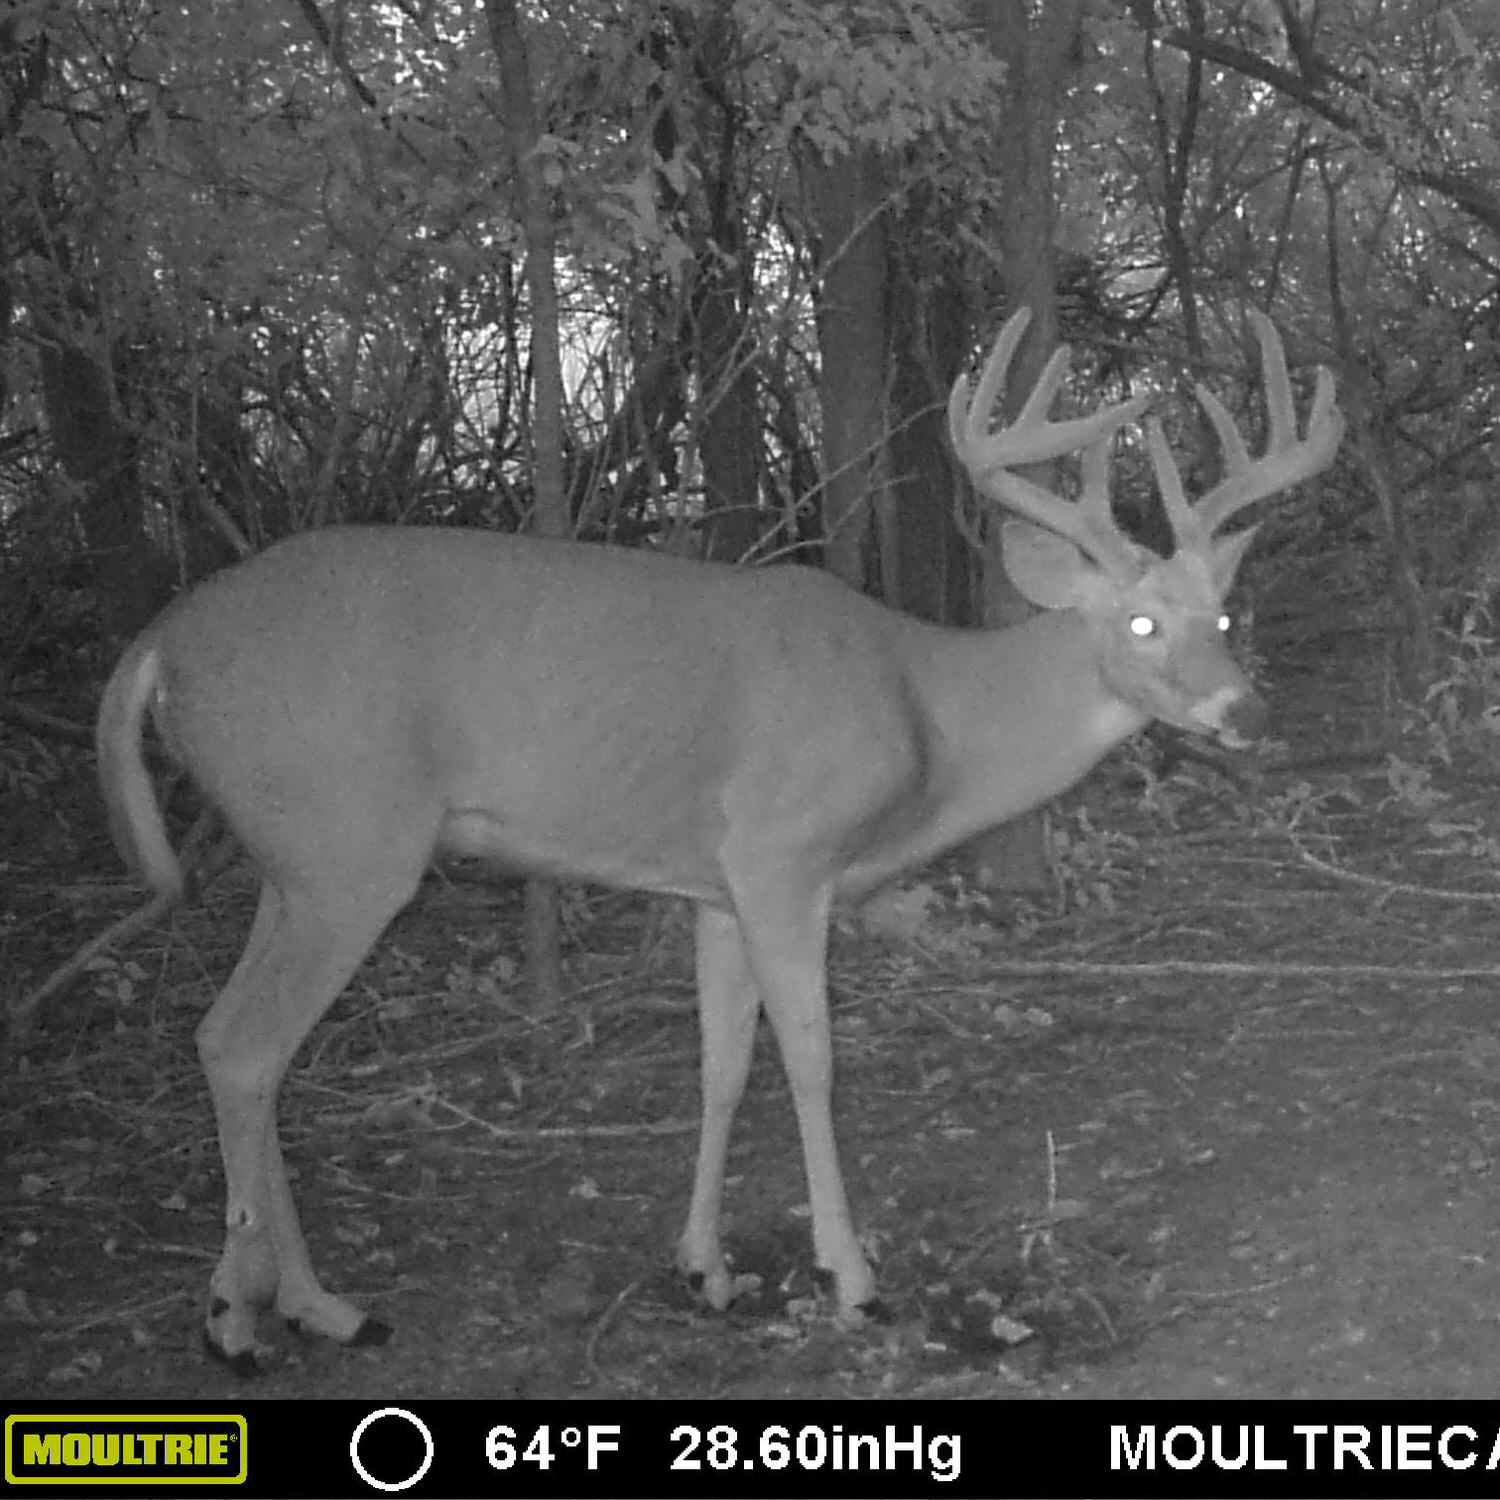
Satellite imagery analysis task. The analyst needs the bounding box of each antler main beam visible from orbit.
[950,307,1343,565]
[947,309,1148,572]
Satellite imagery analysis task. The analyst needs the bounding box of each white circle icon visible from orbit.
[349,1407,434,1492]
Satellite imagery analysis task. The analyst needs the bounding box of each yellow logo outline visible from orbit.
[4,1415,248,1485]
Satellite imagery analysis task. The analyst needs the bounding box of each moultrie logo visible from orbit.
[4,1414,247,1485]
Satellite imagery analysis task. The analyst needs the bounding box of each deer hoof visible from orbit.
[348,1316,393,1348]
[282,1313,393,1349]
[202,1329,271,1379]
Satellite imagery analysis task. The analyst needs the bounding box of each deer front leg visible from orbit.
[727,876,877,1318]
[676,904,762,1308]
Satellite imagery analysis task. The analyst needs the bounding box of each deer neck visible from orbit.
[914,606,1147,838]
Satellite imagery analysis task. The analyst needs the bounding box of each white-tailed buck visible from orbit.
[96,309,1341,1374]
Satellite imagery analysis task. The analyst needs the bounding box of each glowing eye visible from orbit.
[1218,613,1232,633]
[1129,614,1156,639]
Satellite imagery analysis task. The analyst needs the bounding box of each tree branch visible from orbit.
[1161,27,1500,239]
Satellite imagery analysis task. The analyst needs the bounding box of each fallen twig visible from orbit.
[1293,835,1500,903]
[8,813,231,1035]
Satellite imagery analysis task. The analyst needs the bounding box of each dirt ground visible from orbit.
[5,630,1500,1402]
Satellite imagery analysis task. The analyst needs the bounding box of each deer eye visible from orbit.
[1129,614,1157,639]
[1218,613,1232,633]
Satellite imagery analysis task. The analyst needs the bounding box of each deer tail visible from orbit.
[95,632,184,902]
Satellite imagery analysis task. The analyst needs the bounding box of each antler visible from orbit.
[1149,310,1344,548]
[948,309,1149,574]
[951,307,1343,570]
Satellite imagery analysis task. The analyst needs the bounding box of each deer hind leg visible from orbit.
[198,873,415,1375]
[676,904,763,1308]
[721,872,877,1318]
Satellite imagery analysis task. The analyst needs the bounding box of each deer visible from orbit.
[95,308,1342,1374]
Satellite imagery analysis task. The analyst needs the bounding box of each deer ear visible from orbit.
[1001,519,1108,610]
[1210,523,1259,592]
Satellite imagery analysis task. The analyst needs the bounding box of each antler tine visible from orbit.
[1190,310,1344,537]
[1077,428,1115,531]
[1144,415,1199,545]
[948,308,1149,566]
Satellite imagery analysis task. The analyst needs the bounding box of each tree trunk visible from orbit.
[689,1,762,564]
[1321,167,1431,694]
[805,146,889,590]
[969,0,1088,898]
[886,213,969,623]
[37,339,172,646]
[485,0,567,1009]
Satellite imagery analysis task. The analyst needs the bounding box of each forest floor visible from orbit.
[6,623,1500,1403]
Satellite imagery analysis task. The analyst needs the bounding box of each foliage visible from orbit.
[0,0,1497,681]
[736,0,1002,155]
[1412,606,1500,766]
[1051,807,1134,913]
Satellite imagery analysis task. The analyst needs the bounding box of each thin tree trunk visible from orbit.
[485,0,566,1009]
[1143,0,1206,367]
[971,0,1087,896]
[691,1,763,564]
[1320,165,1430,694]
[806,146,890,590]
[886,198,968,624]
[37,337,172,644]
